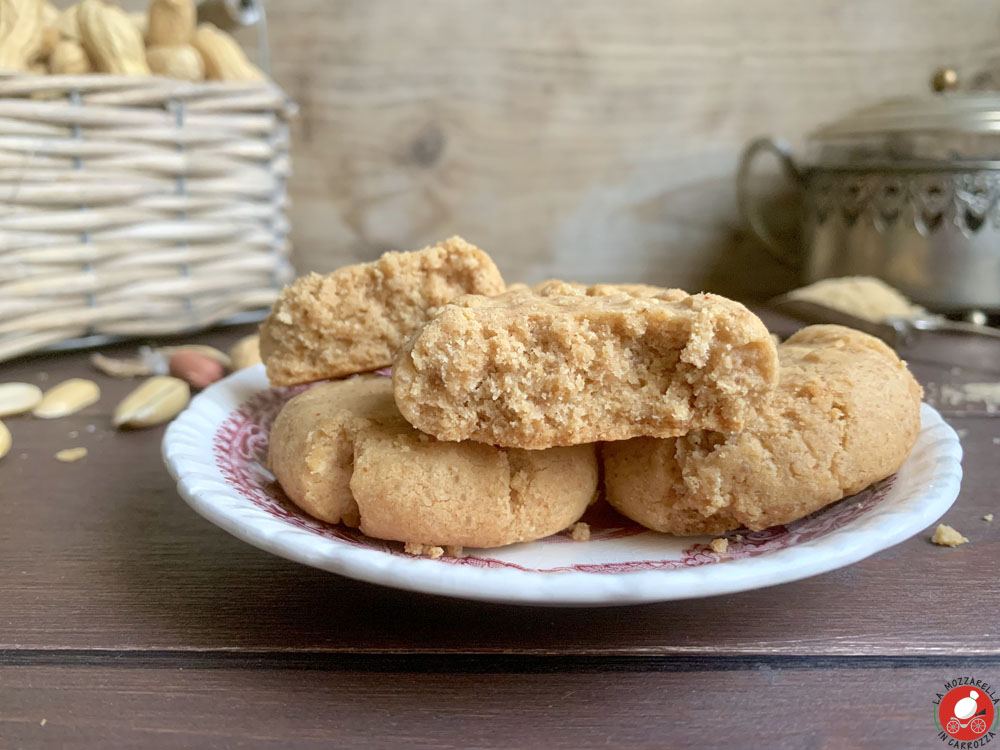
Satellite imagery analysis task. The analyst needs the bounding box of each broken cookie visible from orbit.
[602,325,923,535]
[392,284,779,449]
[260,236,505,385]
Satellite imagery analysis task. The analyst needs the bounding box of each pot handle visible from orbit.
[736,137,804,268]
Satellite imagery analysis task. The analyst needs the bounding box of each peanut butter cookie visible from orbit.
[260,236,505,386]
[603,325,923,535]
[392,284,779,449]
[268,376,598,549]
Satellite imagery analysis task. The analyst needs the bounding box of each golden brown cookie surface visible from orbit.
[259,236,505,386]
[268,376,598,549]
[602,325,923,535]
[392,285,779,449]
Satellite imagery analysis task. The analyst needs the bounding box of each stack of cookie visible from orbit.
[263,237,923,557]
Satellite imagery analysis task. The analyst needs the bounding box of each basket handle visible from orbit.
[736,136,804,268]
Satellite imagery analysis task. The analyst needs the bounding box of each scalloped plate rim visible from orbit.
[163,365,963,606]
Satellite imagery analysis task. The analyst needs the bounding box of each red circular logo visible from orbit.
[938,685,995,741]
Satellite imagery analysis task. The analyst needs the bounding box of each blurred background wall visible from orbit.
[247,0,1000,298]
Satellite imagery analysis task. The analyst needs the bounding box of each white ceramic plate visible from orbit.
[163,365,963,606]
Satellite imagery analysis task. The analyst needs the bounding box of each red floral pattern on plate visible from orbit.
[212,385,896,574]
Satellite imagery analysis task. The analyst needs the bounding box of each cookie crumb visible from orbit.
[55,447,87,463]
[403,542,444,559]
[938,382,1000,411]
[40,718,46,727]
[569,522,591,541]
[734,534,743,542]
[709,537,728,555]
[444,545,464,558]
[931,523,968,547]
[984,514,994,522]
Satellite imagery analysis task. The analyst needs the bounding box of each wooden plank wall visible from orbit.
[250,0,1000,299]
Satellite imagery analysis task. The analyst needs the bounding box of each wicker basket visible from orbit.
[0,71,295,363]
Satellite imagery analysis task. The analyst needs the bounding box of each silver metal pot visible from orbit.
[738,83,1000,313]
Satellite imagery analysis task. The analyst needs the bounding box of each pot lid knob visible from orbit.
[931,67,960,93]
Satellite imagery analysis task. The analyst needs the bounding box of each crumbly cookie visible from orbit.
[268,376,598,548]
[392,284,779,449]
[602,325,923,535]
[531,279,689,301]
[259,236,505,386]
[787,276,924,322]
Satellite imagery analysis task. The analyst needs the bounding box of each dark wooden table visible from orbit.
[1,316,997,749]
